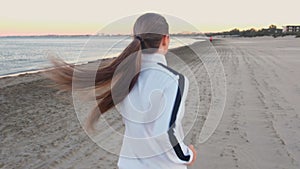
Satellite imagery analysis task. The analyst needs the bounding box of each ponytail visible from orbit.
[48,37,142,132]
[87,37,142,131]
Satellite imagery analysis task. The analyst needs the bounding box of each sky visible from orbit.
[1,0,299,36]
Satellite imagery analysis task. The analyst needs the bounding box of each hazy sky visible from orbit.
[1,0,299,36]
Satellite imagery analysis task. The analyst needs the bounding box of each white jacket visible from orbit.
[117,53,193,169]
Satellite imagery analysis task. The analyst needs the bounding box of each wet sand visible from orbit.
[1,37,300,169]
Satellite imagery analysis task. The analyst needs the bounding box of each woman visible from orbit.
[48,13,196,169]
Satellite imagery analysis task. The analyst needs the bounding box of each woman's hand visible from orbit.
[187,145,197,166]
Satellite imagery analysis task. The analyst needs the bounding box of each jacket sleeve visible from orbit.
[161,73,194,164]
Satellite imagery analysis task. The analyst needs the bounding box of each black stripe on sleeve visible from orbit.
[168,74,190,161]
[157,63,190,161]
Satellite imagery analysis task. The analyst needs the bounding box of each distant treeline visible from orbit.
[205,25,300,38]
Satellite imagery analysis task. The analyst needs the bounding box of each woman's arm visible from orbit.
[161,73,196,165]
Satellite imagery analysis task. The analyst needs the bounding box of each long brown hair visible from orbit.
[47,13,169,131]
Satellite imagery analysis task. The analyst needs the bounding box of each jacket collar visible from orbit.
[141,53,167,66]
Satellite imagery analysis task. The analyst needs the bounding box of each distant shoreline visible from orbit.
[0,34,206,38]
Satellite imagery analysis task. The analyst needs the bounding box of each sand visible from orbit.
[1,37,300,169]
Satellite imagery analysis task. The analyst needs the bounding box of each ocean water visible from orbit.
[0,36,200,77]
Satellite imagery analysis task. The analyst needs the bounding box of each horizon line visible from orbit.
[2,24,300,37]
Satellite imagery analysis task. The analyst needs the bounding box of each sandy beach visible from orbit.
[1,37,300,169]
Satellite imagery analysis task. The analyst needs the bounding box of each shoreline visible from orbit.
[0,39,209,80]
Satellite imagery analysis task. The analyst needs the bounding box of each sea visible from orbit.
[0,35,200,77]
